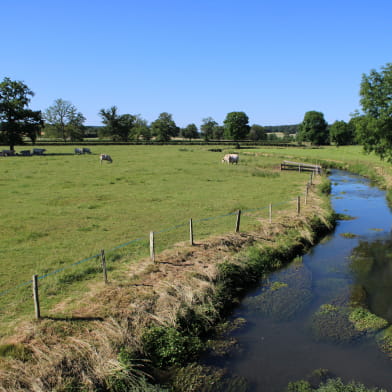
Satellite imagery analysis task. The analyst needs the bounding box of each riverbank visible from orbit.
[0,170,337,390]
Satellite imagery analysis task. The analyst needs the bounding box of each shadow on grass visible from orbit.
[42,316,104,322]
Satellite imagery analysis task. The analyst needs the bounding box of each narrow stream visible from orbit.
[204,170,392,391]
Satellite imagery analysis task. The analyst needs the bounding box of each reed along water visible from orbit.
[203,170,392,391]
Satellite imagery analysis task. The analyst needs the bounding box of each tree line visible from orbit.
[1,62,392,161]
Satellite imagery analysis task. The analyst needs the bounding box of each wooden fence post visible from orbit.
[297,196,301,215]
[305,183,309,205]
[189,218,194,245]
[235,210,241,233]
[32,274,41,320]
[269,203,272,223]
[310,171,313,185]
[100,249,108,284]
[150,231,155,263]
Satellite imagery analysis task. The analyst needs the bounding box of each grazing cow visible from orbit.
[100,154,113,164]
[33,148,46,155]
[221,153,239,164]
[74,148,83,155]
[1,150,16,157]
[82,147,91,154]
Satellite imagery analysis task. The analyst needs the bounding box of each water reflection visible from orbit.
[350,237,392,323]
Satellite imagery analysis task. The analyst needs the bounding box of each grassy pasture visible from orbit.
[5,143,386,332]
[247,145,391,170]
[0,144,314,331]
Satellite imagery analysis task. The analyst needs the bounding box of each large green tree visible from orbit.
[0,77,43,150]
[131,115,151,141]
[223,111,250,141]
[181,123,199,141]
[356,63,392,161]
[200,117,218,141]
[329,120,355,146]
[297,111,329,145]
[150,112,179,142]
[248,124,266,141]
[44,99,85,142]
[99,106,135,142]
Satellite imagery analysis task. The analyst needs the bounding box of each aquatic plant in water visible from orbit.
[310,304,363,343]
[349,308,388,332]
[376,325,392,360]
[171,363,249,392]
[243,263,313,321]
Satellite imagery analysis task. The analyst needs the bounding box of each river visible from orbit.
[203,170,392,391]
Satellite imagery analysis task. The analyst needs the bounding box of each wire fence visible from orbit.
[0,171,317,320]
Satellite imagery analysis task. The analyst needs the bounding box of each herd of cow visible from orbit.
[2,148,237,166]
[73,148,113,164]
[97,153,238,165]
[96,151,238,165]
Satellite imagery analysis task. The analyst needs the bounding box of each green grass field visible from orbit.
[0,143,384,332]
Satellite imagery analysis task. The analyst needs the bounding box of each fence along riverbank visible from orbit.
[0,171,318,320]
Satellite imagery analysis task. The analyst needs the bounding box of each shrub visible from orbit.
[318,177,332,195]
[142,326,203,368]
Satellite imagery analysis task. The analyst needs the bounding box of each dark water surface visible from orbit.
[204,170,392,391]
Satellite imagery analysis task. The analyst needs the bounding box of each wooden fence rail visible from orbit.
[280,160,322,174]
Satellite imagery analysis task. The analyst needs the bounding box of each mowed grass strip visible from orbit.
[0,145,309,328]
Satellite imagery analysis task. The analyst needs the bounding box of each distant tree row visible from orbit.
[264,124,299,134]
[1,63,392,160]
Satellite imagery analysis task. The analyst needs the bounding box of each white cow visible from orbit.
[100,154,113,164]
[222,153,239,164]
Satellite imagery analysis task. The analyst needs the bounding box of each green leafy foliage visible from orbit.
[223,112,250,141]
[142,326,203,368]
[150,112,179,142]
[0,77,43,149]
[356,63,392,161]
[329,120,355,146]
[298,111,329,145]
[44,98,86,142]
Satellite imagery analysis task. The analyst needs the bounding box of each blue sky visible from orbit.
[2,0,391,128]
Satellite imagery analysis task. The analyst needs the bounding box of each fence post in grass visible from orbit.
[189,218,194,245]
[32,274,41,320]
[269,203,272,223]
[100,249,108,284]
[235,209,241,233]
[150,231,155,263]
[310,171,313,185]
[305,183,309,205]
[297,196,301,215]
